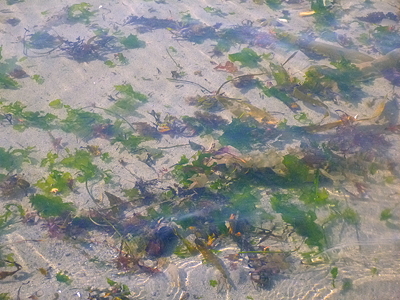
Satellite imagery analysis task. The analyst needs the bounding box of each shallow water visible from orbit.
[1,0,400,299]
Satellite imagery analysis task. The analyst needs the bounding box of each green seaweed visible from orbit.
[282,154,312,183]
[0,74,19,89]
[35,170,74,195]
[172,153,213,187]
[115,84,148,102]
[0,3,395,294]
[329,58,364,93]
[330,266,338,288]
[106,279,131,295]
[30,194,76,218]
[269,62,293,86]
[105,53,129,67]
[340,207,360,225]
[264,86,299,111]
[100,152,112,163]
[0,294,11,300]
[60,149,103,182]
[60,106,112,139]
[109,84,148,115]
[0,54,21,89]
[120,34,145,49]
[185,111,228,135]
[219,118,265,151]
[271,193,325,250]
[294,112,313,125]
[265,0,282,10]
[370,267,379,275]
[380,208,393,221]
[0,203,25,231]
[300,58,365,101]
[341,278,353,292]
[87,279,131,299]
[67,2,97,24]
[258,0,283,10]
[0,146,36,172]
[310,0,337,28]
[256,64,300,111]
[123,187,141,202]
[299,171,329,207]
[111,135,149,154]
[300,67,327,95]
[104,60,116,68]
[228,48,261,68]
[1,101,58,131]
[49,99,63,109]
[209,279,218,287]
[31,74,45,84]
[56,271,73,284]
[203,6,227,17]
[229,186,260,217]
[372,26,400,54]
[40,152,59,169]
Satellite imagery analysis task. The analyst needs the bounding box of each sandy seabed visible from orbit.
[1,0,400,299]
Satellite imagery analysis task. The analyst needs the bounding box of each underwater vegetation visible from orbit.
[1,0,400,298]
[23,29,144,63]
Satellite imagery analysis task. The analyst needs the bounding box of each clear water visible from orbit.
[1,0,400,299]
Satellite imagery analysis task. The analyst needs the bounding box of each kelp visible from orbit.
[175,75,279,125]
[217,96,278,124]
[356,48,400,79]
[303,101,386,133]
[277,30,400,88]
[276,31,375,64]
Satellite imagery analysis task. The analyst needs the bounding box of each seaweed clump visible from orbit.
[60,35,119,62]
